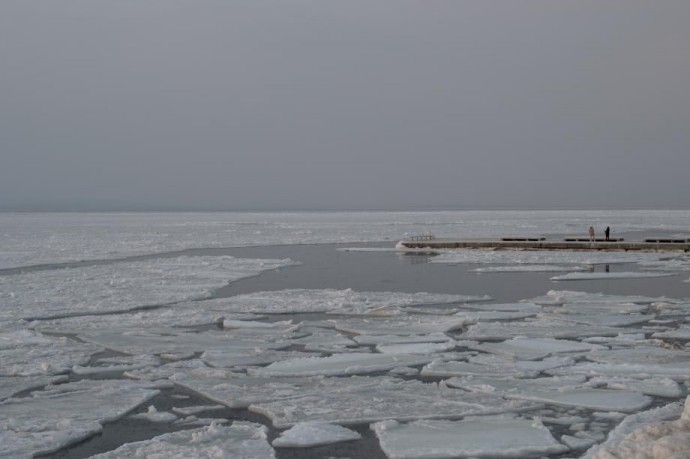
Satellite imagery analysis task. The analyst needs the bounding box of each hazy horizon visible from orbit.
[2,1,689,212]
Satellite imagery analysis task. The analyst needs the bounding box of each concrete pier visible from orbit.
[396,238,690,252]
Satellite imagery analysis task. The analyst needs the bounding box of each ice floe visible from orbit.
[0,256,296,320]
[0,379,160,457]
[0,375,68,401]
[551,271,677,281]
[468,337,605,360]
[89,421,275,458]
[421,355,573,379]
[272,422,361,448]
[583,397,689,459]
[247,353,435,377]
[432,249,661,266]
[472,264,590,272]
[128,405,178,423]
[372,417,569,458]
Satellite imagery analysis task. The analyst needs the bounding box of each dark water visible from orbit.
[21,242,690,458]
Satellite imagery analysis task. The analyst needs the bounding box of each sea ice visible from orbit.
[376,341,457,354]
[201,349,320,369]
[0,379,160,457]
[78,328,293,356]
[550,271,677,281]
[272,422,361,448]
[89,421,275,458]
[249,378,540,428]
[462,318,625,340]
[353,332,455,346]
[588,376,684,398]
[0,375,68,401]
[171,405,226,416]
[129,405,178,423]
[652,325,690,339]
[332,315,467,336]
[247,353,436,377]
[583,398,688,459]
[420,355,572,379]
[469,337,604,360]
[371,418,569,458]
[472,264,589,272]
[0,330,101,376]
[72,354,160,375]
[198,288,487,316]
[527,290,672,307]
[431,249,660,266]
[0,256,296,321]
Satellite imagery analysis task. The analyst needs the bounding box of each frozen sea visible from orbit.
[1,210,690,459]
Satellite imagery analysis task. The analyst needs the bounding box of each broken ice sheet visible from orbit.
[652,325,690,339]
[588,376,684,398]
[0,255,296,321]
[527,290,674,307]
[376,341,457,354]
[89,421,275,459]
[72,354,160,375]
[201,349,320,369]
[353,332,453,346]
[0,330,101,376]
[444,375,651,412]
[472,264,590,272]
[190,288,489,315]
[247,353,436,377]
[128,405,178,423]
[78,328,292,356]
[551,271,677,281]
[0,375,68,401]
[421,355,573,379]
[0,379,159,458]
[332,315,467,336]
[469,337,605,361]
[272,422,361,448]
[249,378,540,429]
[462,318,626,340]
[371,418,569,459]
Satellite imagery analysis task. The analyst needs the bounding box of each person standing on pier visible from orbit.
[588,226,595,242]
[605,226,610,241]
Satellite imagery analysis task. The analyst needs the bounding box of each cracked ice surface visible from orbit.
[0,375,68,401]
[332,315,468,336]
[551,271,677,281]
[469,337,605,361]
[78,328,294,356]
[90,421,275,459]
[5,210,687,269]
[0,379,160,458]
[471,264,590,272]
[247,353,436,377]
[583,398,689,459]
[272,422,361,448]
[463,318,627,340]
[0,256,296,321]
[444,375,651,412]
[0,330,101,376]
[196,289,488,315]
[372,418,569,459]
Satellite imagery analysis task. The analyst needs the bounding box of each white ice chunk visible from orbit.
[129,405,178,423]
[0,256,296,320]
[72,354,160,375]
[353,332,453,346]
[463,318,625,340]
[0,375,68,401]
[0,330,101,376]
[583,399,687,459]
[79,328,292,356]
[0,379,159,458]
[247,353,435,377]
[472,264,590,272]
[470,337,604,361]
[89,421,275,459]
[588,376,684,398]
[201,349,319,369]
[421,355,572,379]
[376,341,457,354]
[527,290,673,307]
[551,271,676,281]
[272,422,361,448]
[652,325,690,339]
[333,315,467,336]
[371,418,568,458]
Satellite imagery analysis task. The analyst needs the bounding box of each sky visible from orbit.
[1,1,689,211]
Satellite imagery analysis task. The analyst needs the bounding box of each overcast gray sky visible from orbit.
[1,1,688,211]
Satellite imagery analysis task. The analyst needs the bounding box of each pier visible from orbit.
[396,237,690,252]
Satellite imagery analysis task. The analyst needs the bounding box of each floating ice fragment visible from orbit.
[376,341,457,354]
[472,264,590,272]
[0,375,68,401]
[371,418,569,459]
[89,421,275,458]
[248,353,435,377]
[171,405,226,416]
[0,379,159,458]
[551,272,677,281]
[129,405,177,423]
[272,422,361,448]
[588,376,684,398]
[469,337,604,361]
